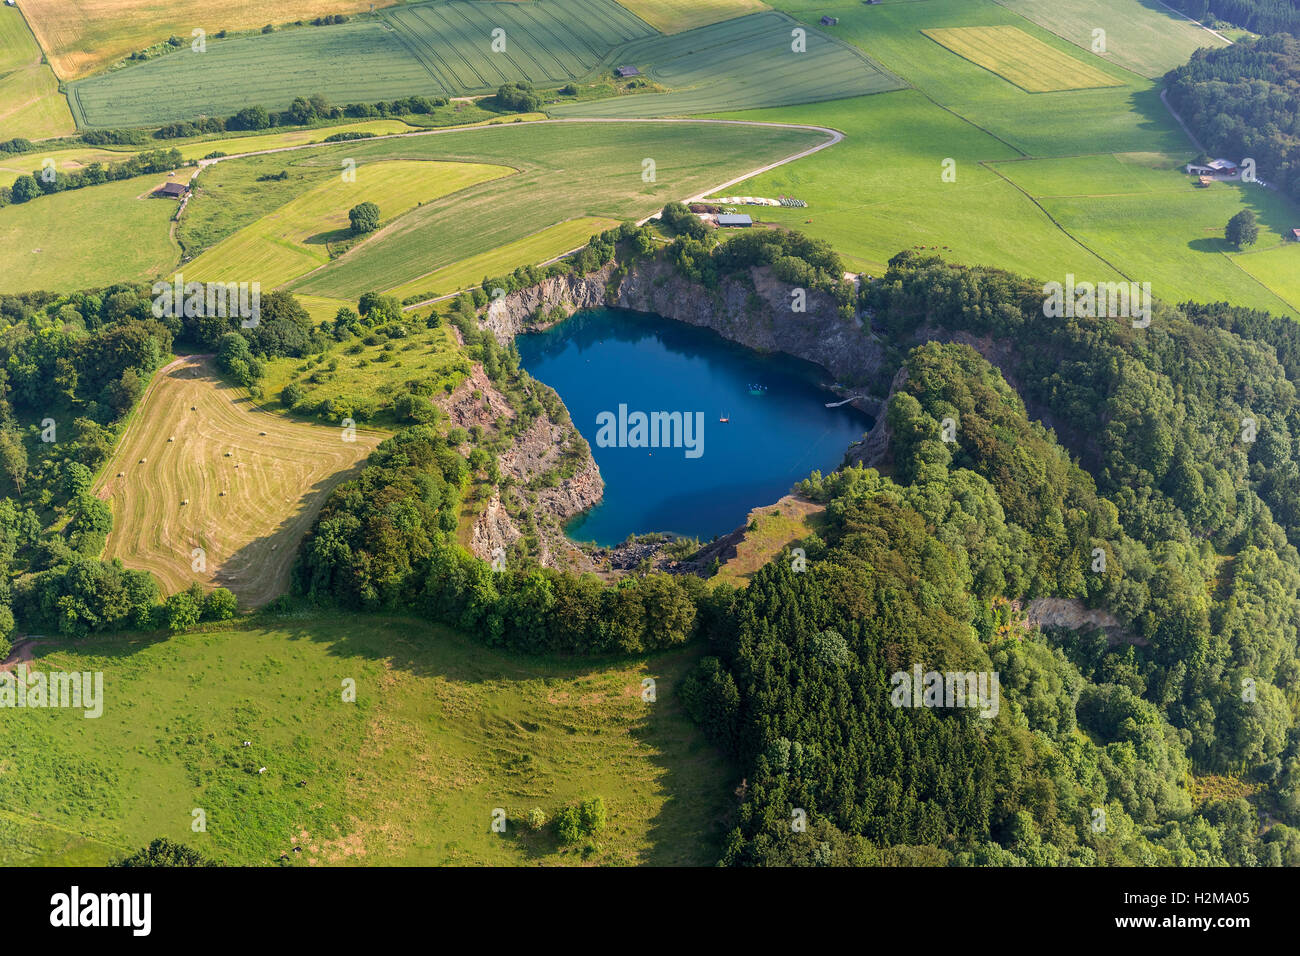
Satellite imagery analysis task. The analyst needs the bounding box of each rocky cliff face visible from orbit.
[480,263,615,341]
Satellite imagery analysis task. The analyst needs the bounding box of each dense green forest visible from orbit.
[1164,34,1300,204]
[1168,0,1300,34]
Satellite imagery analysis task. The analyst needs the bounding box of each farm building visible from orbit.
[154,182,189,199]
[615,65,641,78]
[1292,229,1300,242]
[1187,159,1239,176]
[718,213,753,228]
[821,16,839,26]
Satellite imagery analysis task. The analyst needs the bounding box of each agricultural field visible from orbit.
[66,0,655,128]
[552,12,901,117]
[0,145,126,178]
[0,5,75,139]
[183,159,516,289]
[612,0,769,34]
[94,356,384,608]
[921,25,1124,92]
[17,0,383,80]
[993,0,1228,78]
[387,215,622,301]
[1231,242,1300,315]
[0,616,731,865]
[0,176,180,293]
[284,119,828,299]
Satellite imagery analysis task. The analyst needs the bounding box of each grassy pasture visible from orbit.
[0,6,75,139]
[95,356,384,608]
[552,11,901,117]
[1230,242,1300,314]
[0,145,126,178]
[922,25,1124,92]
[18,0,382,80]
[0,176,179,293]
[183,159,515,289]
[0,615,731,866]
[993,0,1228,78]
[387,215,622,301]
[613,0,770,34]
[283,119,827,299]
[67,0,655,128]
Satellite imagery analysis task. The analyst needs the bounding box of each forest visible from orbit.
[1168,0,1300,34]
[1164,33,1300,204]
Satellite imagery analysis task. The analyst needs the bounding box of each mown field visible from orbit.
[183,159,515,289]
[95,356,383,608]
[18,0,383,80]
[993,0,1227,78]
[387,215,622,301]
[0,615,731,866]
[613,0,768,34]
[0,6,75,139]
[922,25,1124,92]
[282,119,828,298]
[67,0,654,128]
[0,176,180,294]
[552,11,901,118]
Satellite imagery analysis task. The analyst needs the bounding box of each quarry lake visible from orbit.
[516,308,873,545]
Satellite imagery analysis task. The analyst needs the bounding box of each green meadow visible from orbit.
[0,614,732,866]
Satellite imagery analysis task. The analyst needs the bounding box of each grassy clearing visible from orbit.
[0,145,126,178]
[0,176,179,293]
[282,119,827,299]
[553,11,901,117]
[993,0,1228,79]
[19,0,382,80]
[922,25,1124,92]
[713,494,826,587]
[387,216,622,301]
[183,159,515,289]
[67,0,655,128]
[0,615,732,866]
[95,356,384,608]
[0,6,75,139]
[613,0,770,34]
[259,322,471,429]
[991,152,1300,314]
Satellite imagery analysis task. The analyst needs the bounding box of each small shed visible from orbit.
[614,65,641,78]
[1292,228,1300,242]
[155,181,188,198]
[820,16,839,26]
[718,213,753,228]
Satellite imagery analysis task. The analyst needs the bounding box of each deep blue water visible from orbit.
[516,308,872,545]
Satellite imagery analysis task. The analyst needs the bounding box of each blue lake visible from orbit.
[516,308,872,545]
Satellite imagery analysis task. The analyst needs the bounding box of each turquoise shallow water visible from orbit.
[516,308,872,545]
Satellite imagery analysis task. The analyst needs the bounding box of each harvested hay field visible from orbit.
[922,25,1123,93]
[95,355,383,607]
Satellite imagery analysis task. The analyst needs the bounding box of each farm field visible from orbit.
[1230,242,1300,314]
[993,0,1228,78]
[388,215,623,301]
[0,6,75,139]
[0,145,127,178]
[0,616,731,866]
[552,12,901,117]
[921,25,1124,92]
[284,119,829,299]
[67,0,655,128]
[183,159,516,289]
[0,176,179,293]
[94,356,384,608]
[17,0,384,80]
[991,153,1300,314]
[613,0,769,34]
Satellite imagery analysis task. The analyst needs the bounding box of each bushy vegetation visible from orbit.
[152,92,449,140]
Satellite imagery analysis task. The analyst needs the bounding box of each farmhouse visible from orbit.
[615,66,640,78]
[1187,159,1239,176]
[718,213,753,228]
[154,182,189,199]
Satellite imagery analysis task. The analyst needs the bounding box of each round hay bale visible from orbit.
[139,458,147,464]
[168,436,174,442]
